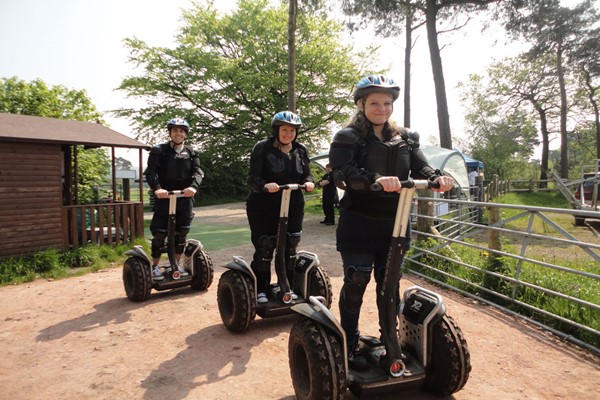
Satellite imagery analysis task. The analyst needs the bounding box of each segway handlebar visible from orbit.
[167,190,186,197]
[263,183,307,192]
[370,179,441,191]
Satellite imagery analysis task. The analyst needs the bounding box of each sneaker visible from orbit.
[273,286,298,301]
[257,292,268,304]
[152,265,165,281]
[325,221,335,226]
[177,264,189,277]
[348,340,369,370]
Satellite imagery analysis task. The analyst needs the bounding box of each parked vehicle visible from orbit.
[575,172,600,202]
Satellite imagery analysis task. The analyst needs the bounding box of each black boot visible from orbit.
[348,339,369,371]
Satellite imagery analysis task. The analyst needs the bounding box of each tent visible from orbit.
[310,144,470,200]
[459,151,484,170]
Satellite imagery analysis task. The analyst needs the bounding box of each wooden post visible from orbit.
[416,189,433,241]
[485,205,503,298]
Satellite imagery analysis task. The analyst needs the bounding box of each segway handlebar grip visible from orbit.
[167,190,185,198]
[263,184,306,192]
[370,179,440,191]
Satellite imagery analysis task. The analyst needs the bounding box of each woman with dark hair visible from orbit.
[246,111,315,304]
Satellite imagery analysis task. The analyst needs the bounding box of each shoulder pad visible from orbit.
[293,141,309,154]
[149,143,167,156]
[404,130,420,149]
[332,127,360,145]
[251,139,270,155]
[185,145,198,156]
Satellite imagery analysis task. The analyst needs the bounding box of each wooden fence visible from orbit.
[62,201,144,249]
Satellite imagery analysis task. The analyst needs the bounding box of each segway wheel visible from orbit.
[307,265,333,309]
[122,257,152,302]
[190,250,214,291]
[289,317,347,400]
[423,314,471,395]
[217,270,256,333]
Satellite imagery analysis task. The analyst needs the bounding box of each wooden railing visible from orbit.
[62,201,145,249]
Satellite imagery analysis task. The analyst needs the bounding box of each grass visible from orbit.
[141,195,325,252]
[0,240,144,286]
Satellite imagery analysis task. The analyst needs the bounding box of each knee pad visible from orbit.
[285,232,301,259]
[151,230,167,258]
[175,227,190,254]
[257,235,276,261]
[340,267,372,313]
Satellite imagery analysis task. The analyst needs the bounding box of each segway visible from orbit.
[123,190,214,302]
[217,184,333,333]
[288,179,471,399]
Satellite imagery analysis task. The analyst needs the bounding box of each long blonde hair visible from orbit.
[346,103,405,141]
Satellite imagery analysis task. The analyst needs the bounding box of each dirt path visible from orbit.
[1,204,599,400]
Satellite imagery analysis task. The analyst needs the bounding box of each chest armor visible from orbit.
[359,135,412,180]
[263,148,305,183]
[159,146,195,182]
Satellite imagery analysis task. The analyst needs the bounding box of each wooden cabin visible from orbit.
[0,113,150,258]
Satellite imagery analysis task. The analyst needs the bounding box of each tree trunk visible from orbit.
[557,44,569,178]
[536,105,550,188]
[425,0,452,149]
[287,0,297,112]
[404,13,413,128]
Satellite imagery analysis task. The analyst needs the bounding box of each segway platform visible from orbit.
[348,337,426,397]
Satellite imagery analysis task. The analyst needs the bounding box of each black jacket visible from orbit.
[144,142,204,192]
[329,127,440,218]
[247,137,314,192]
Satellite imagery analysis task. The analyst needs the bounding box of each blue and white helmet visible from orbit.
[166,117,190,133]
[271,111,302,129]
[353,74,400,104]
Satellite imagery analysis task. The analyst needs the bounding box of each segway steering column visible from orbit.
[373,179,440,377]
[167,190,185,280]
[270,184,305,304]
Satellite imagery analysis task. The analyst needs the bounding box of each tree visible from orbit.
[0,76,110,203]
[570,27,600,158]
[0,76,103,121]
[288,0,297,112]
[485,54,563,186]
[115,157,133,171]
[287,1,329,112]
[459,73,538,180]
[114,0,371,200]
[502,0,599,178]
[342,1,423,128]
[340,0,497,149]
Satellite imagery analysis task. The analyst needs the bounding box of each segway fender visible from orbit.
[292,297,345,348]
[294,250,319,297]
[399,286,446,366]
[296,250,319,270]
[125,245,152,265]
[182,239,202,274]
[292,296,349,377]
[224,256,255,279]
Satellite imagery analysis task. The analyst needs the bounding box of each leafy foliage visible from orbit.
[0,76,104,121]
[458,73,538,180]
[114,0,371,199]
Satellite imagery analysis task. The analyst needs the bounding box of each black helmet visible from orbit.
[166,117,190,133]
[353,74,400,104]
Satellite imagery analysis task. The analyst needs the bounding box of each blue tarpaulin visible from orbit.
[459,152,484,170]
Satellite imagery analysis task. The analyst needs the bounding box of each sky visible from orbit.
[0,0,528,163]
